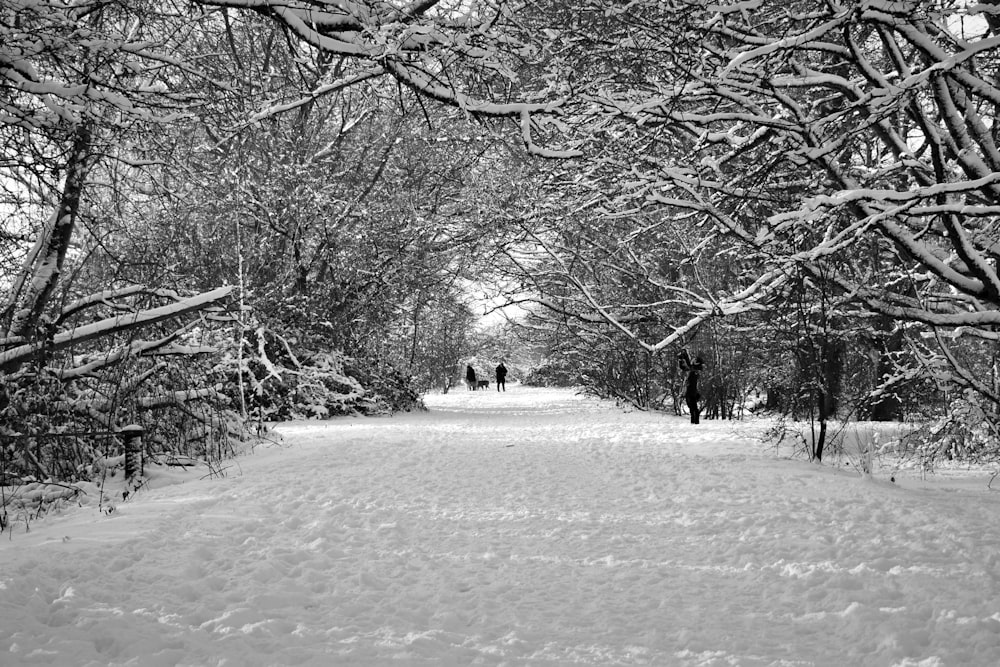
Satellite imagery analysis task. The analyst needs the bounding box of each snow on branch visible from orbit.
[56,286,190,326]
[383,60,569,118]
[520,110,584,159]
[192,0,582,157]
[243,68,384,126]
[724,15,850,74]
[809,173,1000,208]
[57,386,230,414]
[0,287,233,372]
[49,321,216,380]
[644,270,789,353]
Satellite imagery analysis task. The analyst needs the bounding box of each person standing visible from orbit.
[495,361,508,391]
[677,349,704,424]
[466,364,477,390]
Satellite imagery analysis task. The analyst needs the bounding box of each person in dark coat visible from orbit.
[495,361,508,391]
[465,364,477,390]
[677,349,704,424]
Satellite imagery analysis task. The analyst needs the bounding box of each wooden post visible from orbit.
[120,425,144,481]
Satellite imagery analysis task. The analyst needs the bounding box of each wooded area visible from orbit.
[3,0,1000,491]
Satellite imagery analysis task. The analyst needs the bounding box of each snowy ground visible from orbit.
[2,387,1000,666]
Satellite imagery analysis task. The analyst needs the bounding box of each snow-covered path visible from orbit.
[3,388,1000,666]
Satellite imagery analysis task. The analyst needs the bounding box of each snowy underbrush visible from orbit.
[1,325,421,505]
[1,361,246,481]
[522,357,586,387]
[0,356,268,534]
[0,480,84,533]
[765,411,1000,484]
[0,446,243,534]
[909,391,1000,466]
[236,327,423,422]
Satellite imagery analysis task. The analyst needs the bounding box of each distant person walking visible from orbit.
[495,361,508,392]
[465,364,477,391]
[677,349,704,424]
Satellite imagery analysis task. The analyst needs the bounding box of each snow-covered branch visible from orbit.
[0,287,233,372]
[192,0,582,156]
[57,386,230,414]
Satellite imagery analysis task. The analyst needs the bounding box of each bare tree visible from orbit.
[1,1,234,357]
[484,1,1000,447]
[188,0,583,158]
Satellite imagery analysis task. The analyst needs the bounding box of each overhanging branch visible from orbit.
[0,287,233,372]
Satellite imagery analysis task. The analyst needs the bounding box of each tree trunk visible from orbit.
[869,326,904,421]
[5,126,93,342]
[766,387,783,411]
[814,388,829,462]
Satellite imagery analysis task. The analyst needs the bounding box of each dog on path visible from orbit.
[477,380,490,390]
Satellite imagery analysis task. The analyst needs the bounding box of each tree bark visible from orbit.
[5,126,93,342]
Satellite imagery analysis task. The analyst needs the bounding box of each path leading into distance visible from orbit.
[2,387,999,666]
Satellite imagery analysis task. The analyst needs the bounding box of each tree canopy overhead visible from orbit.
[189,0,585,158]
[5,0,1000,479]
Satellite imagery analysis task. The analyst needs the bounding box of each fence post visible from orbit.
[120,425,144,481]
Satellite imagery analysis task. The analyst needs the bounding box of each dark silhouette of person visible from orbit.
[466,364,477,390]
[677,349,704,424]
[495,361,508,391]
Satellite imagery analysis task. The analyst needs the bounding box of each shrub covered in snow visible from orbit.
[0,354,245,485]
[227,327,422,422]
[344,357,424,414]
[900,391,1000,470]
[1,346,246,533]
[523,358,586,388]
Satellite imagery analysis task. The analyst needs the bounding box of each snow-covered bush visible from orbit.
[227,327,422,422]
[344,357,424,414]
[825,421,910,476]
[0,344,247,529]
[0,480,85,533]
[523,359,585,388]
[899,391,1000,469]
[0,370,85,482]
